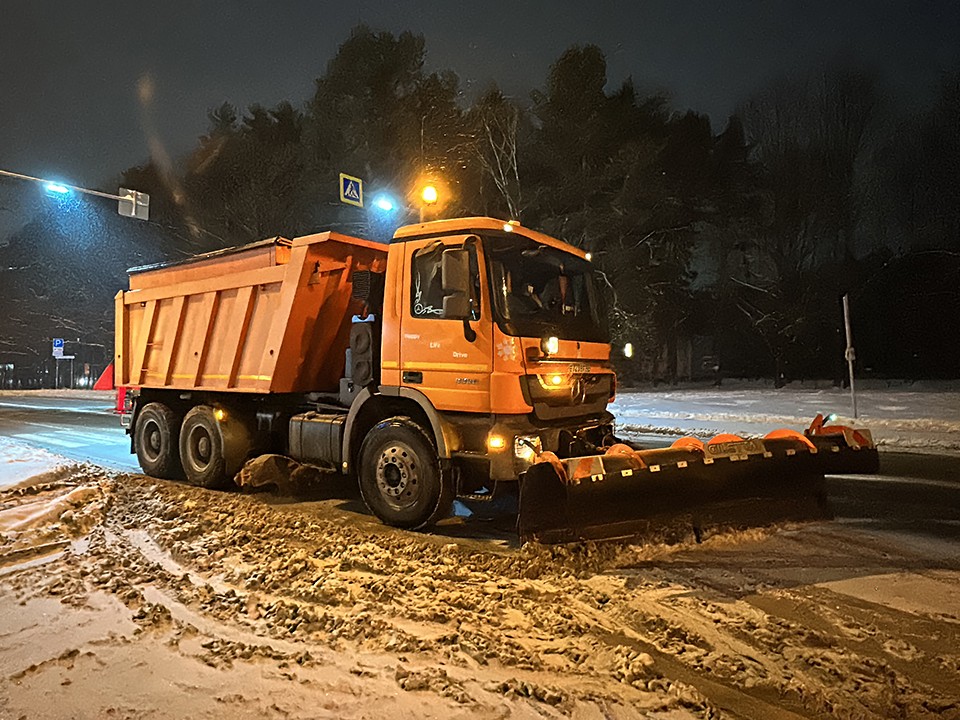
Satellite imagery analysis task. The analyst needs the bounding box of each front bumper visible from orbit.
[443,410,615,483]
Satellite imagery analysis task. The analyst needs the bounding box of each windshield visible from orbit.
[484,234,609,343]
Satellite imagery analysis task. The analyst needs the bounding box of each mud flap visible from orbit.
[517,435,877,545]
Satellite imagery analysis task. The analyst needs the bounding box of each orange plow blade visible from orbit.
[517,419,879,544]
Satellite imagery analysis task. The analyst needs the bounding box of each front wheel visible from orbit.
[179,405,251,489]
[358,417,452,529]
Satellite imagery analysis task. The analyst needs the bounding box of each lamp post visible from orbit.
[0,169,149,220]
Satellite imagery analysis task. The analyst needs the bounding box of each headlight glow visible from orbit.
[486,433,507,451]
[537,373,571,390]
[514,435,542,462]
[541,336,560,356]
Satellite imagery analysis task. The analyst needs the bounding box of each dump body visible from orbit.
[116,232,386,394]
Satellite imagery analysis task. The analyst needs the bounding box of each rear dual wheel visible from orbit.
[179,405,252,489]
[135,402,182,479]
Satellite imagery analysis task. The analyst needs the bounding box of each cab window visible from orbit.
[410,241,481,320]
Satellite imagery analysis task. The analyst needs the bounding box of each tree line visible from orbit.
[2,25,958,384]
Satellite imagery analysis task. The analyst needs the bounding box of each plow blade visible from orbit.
[518,425,879,545]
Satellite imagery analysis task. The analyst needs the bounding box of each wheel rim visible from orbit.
[186,424,213,472]
[141,419,162,462]
[375,441,422,511]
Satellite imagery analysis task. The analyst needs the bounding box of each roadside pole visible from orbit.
[842,294,858,419]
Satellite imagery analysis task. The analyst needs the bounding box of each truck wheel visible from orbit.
[358,417,453,529]
[135,402,182,479]
[179,405,251,489]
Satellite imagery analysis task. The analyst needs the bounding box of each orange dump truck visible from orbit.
[117,217,878,542]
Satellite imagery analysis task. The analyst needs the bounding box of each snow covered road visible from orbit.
[1,387,958,718]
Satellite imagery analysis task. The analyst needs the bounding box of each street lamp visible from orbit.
[372,193,396,212]
[419,184,438,223]
[0,168,150,220]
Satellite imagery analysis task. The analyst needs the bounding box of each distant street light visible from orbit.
[0,168,150,220]
[372,193,396,212]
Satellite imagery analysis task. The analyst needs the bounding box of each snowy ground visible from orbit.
[612,382,960,453]
[0,436,67,488]
[1,387,959,719]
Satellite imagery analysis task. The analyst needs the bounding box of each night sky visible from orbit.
[2,0,959,192]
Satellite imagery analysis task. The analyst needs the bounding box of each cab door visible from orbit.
[398,235,492,413]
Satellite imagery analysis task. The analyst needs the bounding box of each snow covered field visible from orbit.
[613,383,960,453]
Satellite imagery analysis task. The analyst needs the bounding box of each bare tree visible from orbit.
[469,87,523,219]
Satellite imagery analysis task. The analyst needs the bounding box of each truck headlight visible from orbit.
[514,435,542,462]
[541,336,560,356]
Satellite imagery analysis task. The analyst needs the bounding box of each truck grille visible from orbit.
[520,373,613,421]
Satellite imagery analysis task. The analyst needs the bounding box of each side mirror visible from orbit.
[441,248,471,320]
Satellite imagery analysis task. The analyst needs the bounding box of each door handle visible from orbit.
[402,371,423,384]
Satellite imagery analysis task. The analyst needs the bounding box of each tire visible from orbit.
[179,405,251,489]
[135,402,182,479]
[358,417,453,529]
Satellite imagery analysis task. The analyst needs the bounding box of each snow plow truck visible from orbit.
[115,217,879,543]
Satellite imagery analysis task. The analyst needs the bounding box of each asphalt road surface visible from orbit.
[1,391,958,541]
[0,392,136,471]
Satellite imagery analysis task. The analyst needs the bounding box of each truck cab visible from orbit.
[343,218,615,525]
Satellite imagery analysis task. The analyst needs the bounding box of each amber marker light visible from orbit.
[486,434,507,451]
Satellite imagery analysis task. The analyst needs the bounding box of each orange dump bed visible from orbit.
[116,231,387,394]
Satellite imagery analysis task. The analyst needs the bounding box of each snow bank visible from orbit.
[0,436,68,488]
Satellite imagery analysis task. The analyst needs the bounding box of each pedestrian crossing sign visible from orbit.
[339,173,364,208]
